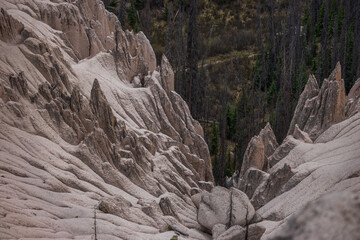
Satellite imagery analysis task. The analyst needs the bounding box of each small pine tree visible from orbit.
[210,120,219,156]
[127,2,139,32]
[225,147,234,177]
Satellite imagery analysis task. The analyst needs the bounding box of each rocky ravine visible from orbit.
[0,0,213,239]
[221,63,360,239]
[0,1,360,240]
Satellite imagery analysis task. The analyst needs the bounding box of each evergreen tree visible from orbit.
[209,121,219,156]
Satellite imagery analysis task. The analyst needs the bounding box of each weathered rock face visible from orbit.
[90,79,117,143]
[346,78,360,117]
[287,74,319,135]
[257,112,360,238]
[289,62,346,140]
[251,164,294,211]
[267,191,360,240]
[268,133,310,169]
[238,168,269,200]
[197,186,255,232]
[0,0,213,239]
[160,54,174,96]
[292,124,313,143]
[239,123,278,176]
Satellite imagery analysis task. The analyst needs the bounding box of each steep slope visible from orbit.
[0,0,213,239]
[216,66,360,240]
[251,70,360,239]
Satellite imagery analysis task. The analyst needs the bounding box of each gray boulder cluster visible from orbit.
[192,186,266,240]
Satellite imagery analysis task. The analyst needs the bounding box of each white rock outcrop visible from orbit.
[0,0,213,239]
[288,62,346,140]
[239,123,278,177]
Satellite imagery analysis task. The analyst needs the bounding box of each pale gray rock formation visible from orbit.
[238,168,269,200]
[267,191,360,240]
[247,224,266,240]
[348,78,360,99]
[258,112,360,238]
[287,74,319,135]
[90,79,118,143]
[240,123,278,176]
[197,186,255,232]
[231,188,256,226]
[346,78,360,117]
[268,125,312,169]
[216,225,245,240]
[98,195,157,227]
[214,224,265,240]
[0,0,213,239]
[160,54,174,96]
[292,124,312,143]
[212,223,227,239]
[251,164,294,210]
[191,192,202,208]
[289,62,346,140]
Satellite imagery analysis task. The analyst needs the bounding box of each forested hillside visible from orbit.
[102,0,360,184]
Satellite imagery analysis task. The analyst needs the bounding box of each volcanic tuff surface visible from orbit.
[0,0,213,239]
[1,1,360,240]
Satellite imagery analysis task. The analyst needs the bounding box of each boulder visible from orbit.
[197,187,255,231]
[230,188,256,226]
[198,187,230,231]
[191,193,202,209]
